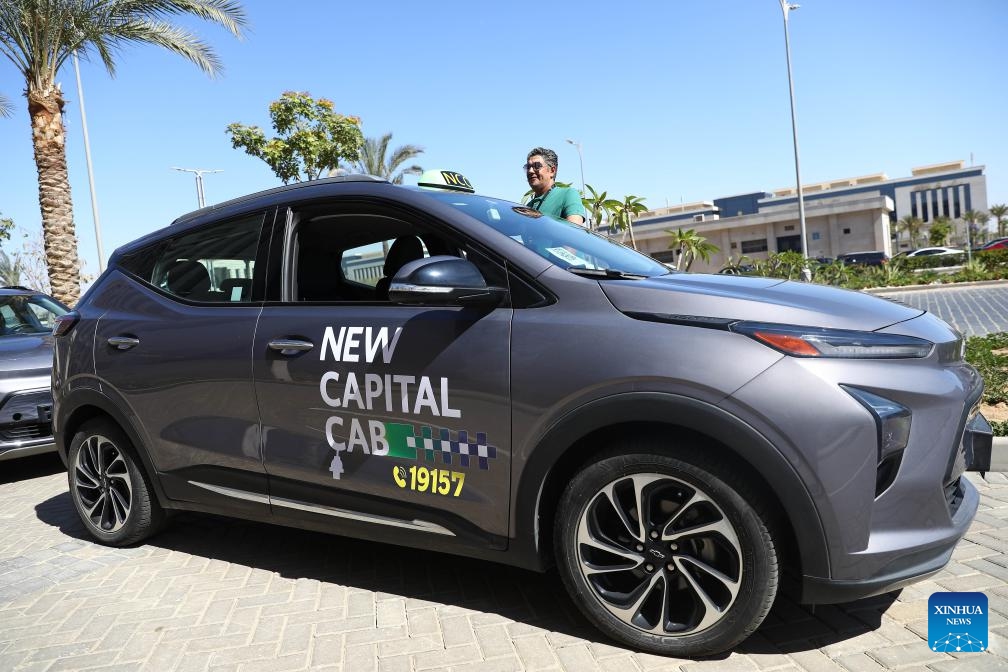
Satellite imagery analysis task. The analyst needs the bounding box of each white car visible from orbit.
[903,246,964,257]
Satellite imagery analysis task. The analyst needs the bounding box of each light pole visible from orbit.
[779,0,810,281]
[565,138,585,196]
[173,168,222,208]
[72,50,105,272]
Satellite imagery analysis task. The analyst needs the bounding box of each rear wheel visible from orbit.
[554,450,778,656]
[68,418,164,546]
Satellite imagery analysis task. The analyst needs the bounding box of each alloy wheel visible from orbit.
[72,434,134,533]
[576,473,743,636]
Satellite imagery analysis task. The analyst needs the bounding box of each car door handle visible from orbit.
[107,336,140,350]
[268,338,314,354]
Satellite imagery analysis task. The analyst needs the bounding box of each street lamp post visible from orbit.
[173,167,222,208]
[565,138,585,196]
[72,50,105,273]
[779,0,811,281]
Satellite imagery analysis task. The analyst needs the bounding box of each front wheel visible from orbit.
[554,450,778,656]
[68,418,164,546]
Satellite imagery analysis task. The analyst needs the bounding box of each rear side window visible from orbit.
[118,213,265,303]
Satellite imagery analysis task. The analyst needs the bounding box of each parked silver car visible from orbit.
[52,176,991,656]
[0,287,67,461]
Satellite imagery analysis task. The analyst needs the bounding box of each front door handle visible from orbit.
[107,336,140,350]
[268,338,314,355]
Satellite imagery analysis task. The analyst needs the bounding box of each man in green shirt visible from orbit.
[524,147,586,225]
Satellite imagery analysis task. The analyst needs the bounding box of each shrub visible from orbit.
[965,333,1008,406]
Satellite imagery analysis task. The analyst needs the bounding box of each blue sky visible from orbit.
[1,0,1006,273]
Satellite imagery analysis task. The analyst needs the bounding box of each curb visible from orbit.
[992,436,1008,472]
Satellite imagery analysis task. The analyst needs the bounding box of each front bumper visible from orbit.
[0,388,56,461]
[801,474,979,603]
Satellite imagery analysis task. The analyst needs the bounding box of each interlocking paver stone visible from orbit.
[1,453,1007,671]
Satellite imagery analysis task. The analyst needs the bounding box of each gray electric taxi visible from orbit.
[52,174,991,656]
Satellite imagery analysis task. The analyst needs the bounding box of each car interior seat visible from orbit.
[375,236,425,300]
[165,260,212,301]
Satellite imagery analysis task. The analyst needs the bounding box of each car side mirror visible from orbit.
[388,256,507,306]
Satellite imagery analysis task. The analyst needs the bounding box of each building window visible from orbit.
[843,228,851,234]
[953,187,961,218]
[812,232,820,240]
[730,241,738,249]
[651,250,676,263]
[740,238,768,254]
[784,225,795,231]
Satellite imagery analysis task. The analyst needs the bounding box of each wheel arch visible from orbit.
[510,392,828,581]
[57,389,169,508]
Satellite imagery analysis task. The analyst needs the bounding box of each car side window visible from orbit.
[120,214,264,304]
[289,210,456,303]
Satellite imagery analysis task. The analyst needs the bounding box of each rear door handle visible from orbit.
[107,336,140,350]
[268,338,314,355]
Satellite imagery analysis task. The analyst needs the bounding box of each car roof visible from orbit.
[0,286,41,296]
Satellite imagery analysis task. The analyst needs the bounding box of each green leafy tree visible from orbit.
[0,0,247,307]
[896,215,924,250]
[667,227,719,271]
[581,184,619,232]
[928,217,952,246]
[227,91,364,184]
[609,195,648,250]
[990,204,1008,238]
[353,132,423,184]
[0,212,14,245]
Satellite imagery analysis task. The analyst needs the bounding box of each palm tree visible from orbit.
[609,195,648,250]
[928,217,952,246]
[0,92,11,117]
[355,133,423,184]
[581,184,619,232]
[0,250,24,286]
[895,215,924,250]
[990,204,1008,238]
[961,210,983,248]
[667,228,720,271]
[0,0,247,306]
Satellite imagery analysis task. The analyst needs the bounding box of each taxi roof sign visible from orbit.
[417,169,475,193]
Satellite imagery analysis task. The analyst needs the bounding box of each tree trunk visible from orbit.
[627,218,638,250]
[28,85,81,306]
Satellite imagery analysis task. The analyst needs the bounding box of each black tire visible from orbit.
[67,418,164,546]
[554,448,778,657]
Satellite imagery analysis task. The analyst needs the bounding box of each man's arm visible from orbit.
[563,189,586,226]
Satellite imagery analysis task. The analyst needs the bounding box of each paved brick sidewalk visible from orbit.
[871,281,1008,337]
[1,455,1006,672]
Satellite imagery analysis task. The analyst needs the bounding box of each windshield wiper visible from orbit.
[566,267,649,280]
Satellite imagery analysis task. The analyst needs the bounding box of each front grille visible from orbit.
[0,421,52,443]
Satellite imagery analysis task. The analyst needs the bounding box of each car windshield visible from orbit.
[0,293,67,336]
[421,191,671,278]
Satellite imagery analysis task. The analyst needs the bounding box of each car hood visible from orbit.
[0,334,55,378]
[601,273,923,331]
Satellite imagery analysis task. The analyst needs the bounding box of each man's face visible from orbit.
[525,155,556,194]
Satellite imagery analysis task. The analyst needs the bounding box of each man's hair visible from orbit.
[527,147,558,171]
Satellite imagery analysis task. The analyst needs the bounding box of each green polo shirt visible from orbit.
[527,186,586,222]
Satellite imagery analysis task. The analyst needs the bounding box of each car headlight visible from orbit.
[730,322,933,359]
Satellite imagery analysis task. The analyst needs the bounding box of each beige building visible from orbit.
[626,161,988,272]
